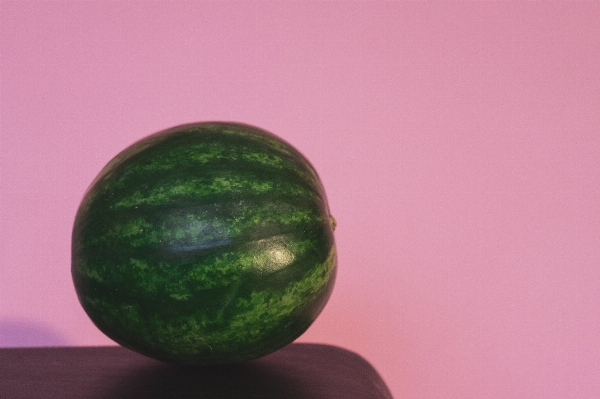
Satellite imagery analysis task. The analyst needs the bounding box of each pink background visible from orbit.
[2,3,599,398]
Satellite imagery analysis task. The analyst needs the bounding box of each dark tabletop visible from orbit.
[0,343,393,398]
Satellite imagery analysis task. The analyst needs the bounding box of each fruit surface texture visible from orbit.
[72,122,337,364]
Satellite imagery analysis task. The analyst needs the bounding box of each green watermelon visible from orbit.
[72,122,337,365]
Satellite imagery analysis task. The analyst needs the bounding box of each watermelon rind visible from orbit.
[72,122,337,364]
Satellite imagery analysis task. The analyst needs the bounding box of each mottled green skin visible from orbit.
[72,122,337,364]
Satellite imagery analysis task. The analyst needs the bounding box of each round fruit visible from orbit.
[72,122,337,365]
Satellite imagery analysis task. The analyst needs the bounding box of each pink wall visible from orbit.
[2,3,599,398]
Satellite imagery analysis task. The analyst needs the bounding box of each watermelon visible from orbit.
[71,122,337,365]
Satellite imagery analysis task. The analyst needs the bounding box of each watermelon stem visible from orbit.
[329,216,337,231]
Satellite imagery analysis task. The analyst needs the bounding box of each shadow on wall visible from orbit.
[0,318,69,347]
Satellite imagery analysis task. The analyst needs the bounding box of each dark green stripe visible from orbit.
[78,194,328,249]
[97,127,322,198]
[109,172,317,210]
